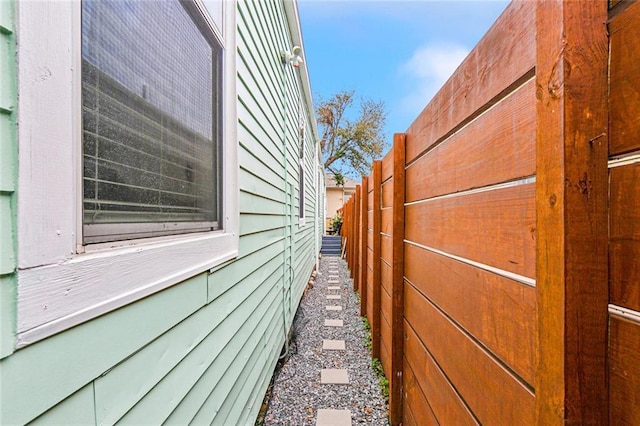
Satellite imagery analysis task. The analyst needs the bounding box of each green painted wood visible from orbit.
[0,274,207,425]
[161,282,281,424]
[239,167,284,205]
[237,1,285,120]
[240,190,285,215]
[0,274,15,359]
[1,1,323,425]
[238,320,283,426]
[123,271,282,425]
[0,24,15,116]
[190,292,282,425]
[0,196,15,275]
[208,238,284,302]
[238,139,285,192]
[237,227,285,258]
[0,0,16,362]
[215,305,282,425]
[0,2,13,34]
[239,213,285,236]
[0,114,15,192]
[95,254,282,424]
[28,384,95,426]
[229,292,285,425]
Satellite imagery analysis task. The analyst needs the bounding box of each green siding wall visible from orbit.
[0,0,322,424]
[0,0,16,360]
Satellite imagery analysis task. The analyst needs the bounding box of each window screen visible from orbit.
[82,0,222,243]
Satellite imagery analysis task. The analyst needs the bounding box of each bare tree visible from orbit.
[317,90,387,181]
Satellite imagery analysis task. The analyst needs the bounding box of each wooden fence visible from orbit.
[341,1,639,424]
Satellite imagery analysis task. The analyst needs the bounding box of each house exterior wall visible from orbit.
[326,186,354,230]
[0,1,323,424]
[0,0,17,361]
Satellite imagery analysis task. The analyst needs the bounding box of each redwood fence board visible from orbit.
[609,316,640,424]
[404,322,478,426]
[405,1,535,164]
[610,164,640,312]
[402,360,439,426]
[339,1,633,423]
[609,1,640,155]
[607,4,640,425]
[404,243,536,385]
[405,183,536,279]
[535,1,609,423]
[381,149,394,182]
[405,283,536,425]
[405,79,536,204]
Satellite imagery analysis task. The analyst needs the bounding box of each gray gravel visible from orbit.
[262,255,389,425]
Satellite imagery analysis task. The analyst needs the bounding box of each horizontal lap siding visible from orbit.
[4,1,321,424]
[0,0,16,361]
[609,3,640,424]
[402,2,536,424]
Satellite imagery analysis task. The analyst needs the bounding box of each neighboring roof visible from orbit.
[325,174,360,189]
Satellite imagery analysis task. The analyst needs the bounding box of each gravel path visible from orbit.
[261,255,389,425]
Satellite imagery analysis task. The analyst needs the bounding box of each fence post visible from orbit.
[371,160,382,359]
[344,199,350,262]
[389,133,406,425]
[360,176,369,317]
[353,185,361,287]
[535,1,608,424]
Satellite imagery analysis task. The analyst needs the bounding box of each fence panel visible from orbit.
[358,176,368,316]
[608,1,640,424]
[402,2,538,423]
[379,150,394,382]
[339,0,625,423]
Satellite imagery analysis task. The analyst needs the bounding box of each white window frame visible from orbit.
[15,0,238,347]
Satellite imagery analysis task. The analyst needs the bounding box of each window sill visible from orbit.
[16,231,237,348]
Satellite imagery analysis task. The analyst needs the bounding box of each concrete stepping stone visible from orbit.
[324,319,343,327]
[321,368,349,384]
[316,409,352,426]
[327,286,340,290]
[328,280,340,284]
[325,305,342,311]
[323,339,346,350]
[326,294,341,300]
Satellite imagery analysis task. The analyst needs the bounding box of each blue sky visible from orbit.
[297,0,509,144]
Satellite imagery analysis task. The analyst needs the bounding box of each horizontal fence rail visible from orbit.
[341,1,639,424]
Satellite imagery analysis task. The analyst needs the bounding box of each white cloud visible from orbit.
[398,42,469,116]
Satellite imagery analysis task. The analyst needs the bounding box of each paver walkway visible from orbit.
[262,255,388,425]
